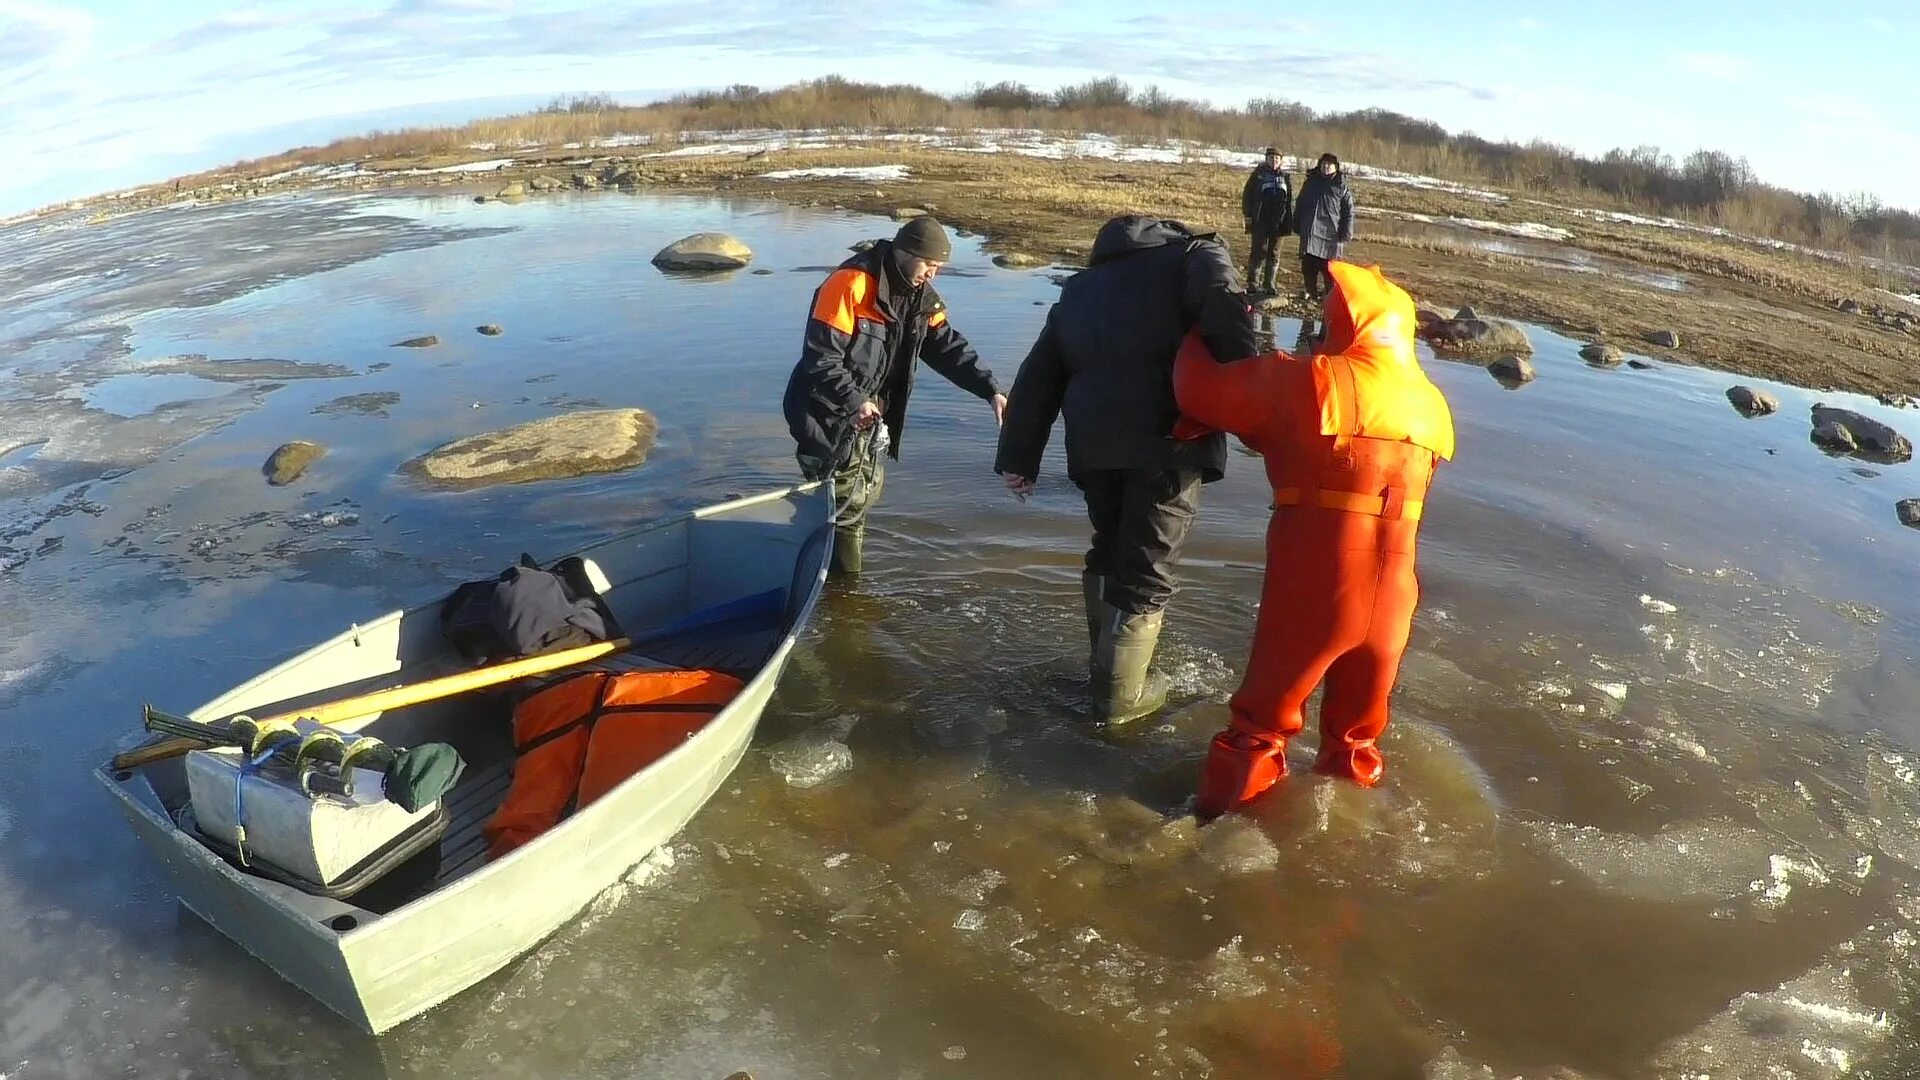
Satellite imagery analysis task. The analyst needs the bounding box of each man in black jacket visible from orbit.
[994,215,1257,723]
[784,217,1007,576]
[1241,147,1293,296]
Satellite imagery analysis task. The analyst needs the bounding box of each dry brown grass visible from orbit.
[186,77,1919,271]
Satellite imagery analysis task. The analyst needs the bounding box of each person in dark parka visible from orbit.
[1294,152,1356,303]
[1241,147,1294,296]
[784,217,1007,576]
[994,215,1257,723]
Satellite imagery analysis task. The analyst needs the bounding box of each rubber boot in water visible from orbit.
[1081,570,1105,670]
[1092,605,1169,725]
[829,524,864,577]
[1195,729,1287,822]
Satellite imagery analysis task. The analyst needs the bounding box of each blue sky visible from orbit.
[4,0,1916,216]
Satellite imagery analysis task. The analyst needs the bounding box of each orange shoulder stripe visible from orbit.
[811,268,879,335]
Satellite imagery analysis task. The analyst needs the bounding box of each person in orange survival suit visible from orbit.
[1171,260,1454,818]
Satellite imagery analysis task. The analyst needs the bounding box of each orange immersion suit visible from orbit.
[1173,261,1455,817]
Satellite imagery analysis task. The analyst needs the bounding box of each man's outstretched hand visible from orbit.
[999,472,1034,502]
[991,393,1008,426]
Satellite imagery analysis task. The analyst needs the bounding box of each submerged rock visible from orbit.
[1488,355,1536,387]
[402,408,657,490]
[1726,386,1780,417]
[1579,342,1624,367]
[393,335,439,348]
[1898,499,1920,528]
[263,441,325,486]
[652,233,753,272]
[1425,316,1533,358]
[476,324,503,336]
[1646,329,1681,348]
[991,252,1047,269]
[1811,404,1913,461]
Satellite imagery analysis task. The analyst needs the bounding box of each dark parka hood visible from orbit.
[1089,215,1198,265]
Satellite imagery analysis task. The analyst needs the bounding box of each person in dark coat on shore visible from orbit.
[1294,152,1356,303]
[1241,147,1294,296]
[784,217,1007,576]
[994,215,1257,723]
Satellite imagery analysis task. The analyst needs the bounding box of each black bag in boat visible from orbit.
[439,554,622,663]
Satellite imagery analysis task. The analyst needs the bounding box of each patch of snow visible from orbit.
[424,158,515,174]
[1640,594,1679,615]
[1876,288,1920,308]
[762,165,911,182]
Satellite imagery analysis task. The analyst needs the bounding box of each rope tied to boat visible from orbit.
[230,742,285,867]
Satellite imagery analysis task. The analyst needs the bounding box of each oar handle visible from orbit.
[110,635,630,772]
[108,585,788,773]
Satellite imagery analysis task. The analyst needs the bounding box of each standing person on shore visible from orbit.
[1241,147,1294,296]
[1294,153,1355,306]
[994,215,1257,724]
[1171,260,1454,818]
[783,217,1008,577]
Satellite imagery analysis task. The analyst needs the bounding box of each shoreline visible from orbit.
[21,133,1920,402]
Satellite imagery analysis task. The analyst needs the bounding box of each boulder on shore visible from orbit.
[528,175,562,192]
[1425,317,1533,358]
[264,441,325,486]
[496,180,527,199]
[992,252,1047,269]
[652,233,753,272]
[1646,329,1681,349]
[403,409,658,490]
[1726,386,1780,417]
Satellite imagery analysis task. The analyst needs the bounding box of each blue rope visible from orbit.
[231,743,282,867]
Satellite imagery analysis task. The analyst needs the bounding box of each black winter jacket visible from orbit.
[994,216,1257,484]
[783,240,1000,471]
[1242,164,1293,234]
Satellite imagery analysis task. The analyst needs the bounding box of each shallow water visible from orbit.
[2,189,1919,1079]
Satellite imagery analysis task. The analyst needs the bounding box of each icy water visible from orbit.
[3,190,1920,1079]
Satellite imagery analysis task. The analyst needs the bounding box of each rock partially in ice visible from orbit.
[766,731,853,789]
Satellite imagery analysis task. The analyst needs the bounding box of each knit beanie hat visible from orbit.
[893,216,952,262]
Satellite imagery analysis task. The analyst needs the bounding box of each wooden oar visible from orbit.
[111,588,785,772]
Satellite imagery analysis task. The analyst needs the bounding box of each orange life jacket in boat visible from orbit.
[483,669,743,859]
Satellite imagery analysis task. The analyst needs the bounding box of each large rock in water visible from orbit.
[263,441,325,486]
[1897,499,1920,528]
[652,233,753,272]
[1810,404,1913,461]
[1579,343,1624,367]
[1425,317,1533,358]
[1488,355,1535,387]
[1726,386,1779,417]
[403,409,658,490]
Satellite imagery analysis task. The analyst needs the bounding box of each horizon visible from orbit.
[5,1,1916,218]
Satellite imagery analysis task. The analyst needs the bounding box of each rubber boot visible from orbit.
[1313,740,1386,787]
[1260,260,1278,296]
[829,524,864,577]
[1195,729,1287,822]
[1081,570,1105,670]
[1092,604,1169,725]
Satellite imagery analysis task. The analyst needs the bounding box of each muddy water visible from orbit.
[2,190,1919,1079]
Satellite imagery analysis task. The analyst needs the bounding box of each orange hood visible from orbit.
[1313,262,1455,461]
